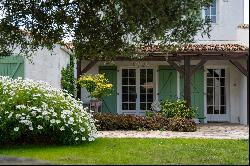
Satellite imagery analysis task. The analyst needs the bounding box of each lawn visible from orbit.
[0,138,248,165]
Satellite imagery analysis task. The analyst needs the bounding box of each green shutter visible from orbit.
[0,56,24,79]
[158,66,177,101]
[99,66,117,114]
[180,68,204,121]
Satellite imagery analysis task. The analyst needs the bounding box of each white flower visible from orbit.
[37,125,43,130]
[16,114,21,119]
[8,112,13,118]
[80,128,85,132]
[50,119,56,124]
[31,111,37,116]
[60,126,65,131]
[75,137,79,141]
[52,112,57,117]
[42,111,48,116]
[88,137,95,141]
[16,105,26,109]
[82,137,86,141]
[73,131,78,134]
[56,120,61,124]
[14,127,19,132]
[29,126,33,130]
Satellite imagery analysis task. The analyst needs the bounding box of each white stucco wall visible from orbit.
[236,28,249,44]
[195,0,244,42]
[22,44,71,89]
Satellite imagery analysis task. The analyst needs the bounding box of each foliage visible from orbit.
[93,112,196,131]
[77,74,113,100]
[61,56,75,96]
[160,100,197,118]
[0,76,97,145]
[168,117,197,132]
[0,138,248,165]
[0,0,213,59]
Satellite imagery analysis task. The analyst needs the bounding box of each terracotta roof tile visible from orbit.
[237,24,249,29]
[137,43,249,53]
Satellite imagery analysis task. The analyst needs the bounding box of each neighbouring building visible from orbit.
[0,44,73,89]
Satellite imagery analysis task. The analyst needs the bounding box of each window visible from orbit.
[206,69,226,115]
[204,0,216,23]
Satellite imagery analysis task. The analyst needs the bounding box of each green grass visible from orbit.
[0,138,248,165]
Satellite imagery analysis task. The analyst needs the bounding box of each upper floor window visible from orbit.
[204,0,216,23]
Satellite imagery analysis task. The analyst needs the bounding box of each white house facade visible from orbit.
[79,0,249,125]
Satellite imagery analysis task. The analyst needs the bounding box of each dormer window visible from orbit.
[204,0,216,23]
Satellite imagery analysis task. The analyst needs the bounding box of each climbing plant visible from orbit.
[61,56,75,96]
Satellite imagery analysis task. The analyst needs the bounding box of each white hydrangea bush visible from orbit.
[0,76,97,145]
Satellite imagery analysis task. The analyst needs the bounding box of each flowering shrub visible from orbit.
[0,76,97,145]
[160,100,197,118]
[77,74,113,100]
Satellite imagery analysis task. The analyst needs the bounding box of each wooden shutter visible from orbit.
[180,68,204,120]
[158,66,177,102]
[0,56,24,79]
[99,66,117,114]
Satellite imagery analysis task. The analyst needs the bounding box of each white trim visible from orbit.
[177,71,180,99]
[118,66,157,115]
[204,65,230,122]
[117,68,121,114]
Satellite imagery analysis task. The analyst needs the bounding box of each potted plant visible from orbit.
[77,73,113,112]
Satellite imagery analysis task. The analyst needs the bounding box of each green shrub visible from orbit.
[93,112,196,131]
[160,100,197,118]
[0,76,97,145]
[168,117,197,132]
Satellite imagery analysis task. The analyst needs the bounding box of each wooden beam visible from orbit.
[80,61,97,76]
[190,59,207,76]
[184,56,191,107]
[229,60,248,76]
[167,60,184,75]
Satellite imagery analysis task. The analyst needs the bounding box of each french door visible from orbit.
[205,68,229,122]
[121,68,154,115]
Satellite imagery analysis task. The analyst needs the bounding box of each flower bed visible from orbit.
[93,113,196,132]
[0,76,97,145]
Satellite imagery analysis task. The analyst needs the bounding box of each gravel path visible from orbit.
[97,123,249,139]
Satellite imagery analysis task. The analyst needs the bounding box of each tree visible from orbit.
[0,0,213,60]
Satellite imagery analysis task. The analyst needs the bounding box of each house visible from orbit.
[0,44,73,89]
[78,0,249,124]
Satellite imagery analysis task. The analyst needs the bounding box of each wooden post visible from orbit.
[76,59,82,100]
[184,56,191,107]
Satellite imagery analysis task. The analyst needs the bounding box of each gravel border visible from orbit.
[97,124,249,139]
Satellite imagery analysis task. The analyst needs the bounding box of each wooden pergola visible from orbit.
[76,44,249,124]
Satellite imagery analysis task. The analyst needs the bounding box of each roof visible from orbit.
[137,43,249,53]
[237,24,249,29]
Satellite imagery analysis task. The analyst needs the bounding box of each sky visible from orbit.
[244,0,249,23]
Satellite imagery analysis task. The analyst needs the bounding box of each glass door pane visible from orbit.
[206,68,226,115]
[122,69,136,110]
[140,69,154,111]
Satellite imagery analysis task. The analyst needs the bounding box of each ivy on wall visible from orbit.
[61,56,75,96]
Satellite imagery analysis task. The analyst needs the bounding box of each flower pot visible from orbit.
[90,99,102,112]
